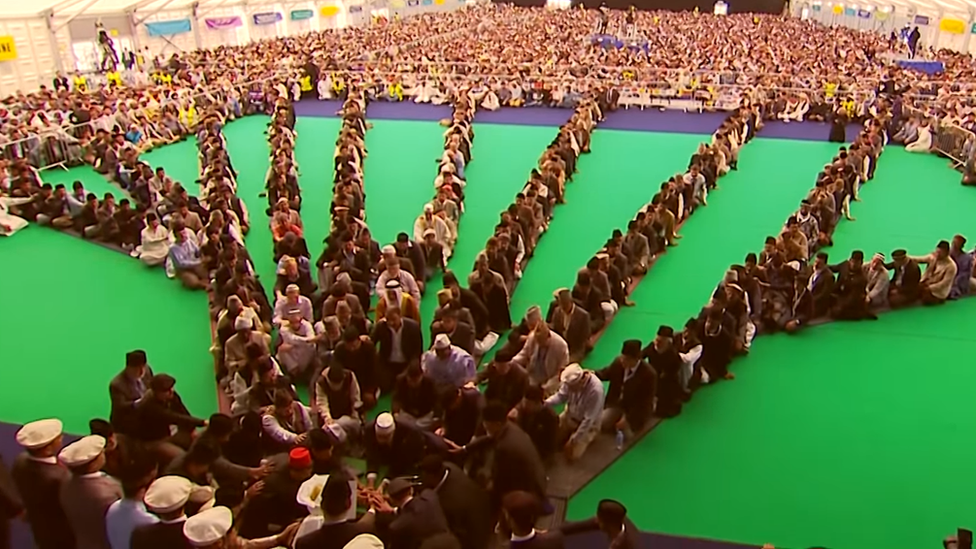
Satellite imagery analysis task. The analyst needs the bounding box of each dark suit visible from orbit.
[295,516,374,549]
[108,368,153,435]
[477,362,529,412]
[132,392,206,443]
[130,519,191,549]
[382,489,450,549]
[595,358,656,431]
[808,266,836,318]
[11,454,75,549]
[888,259,922,306]
[548,303,593,362]
[487,423,547,502]
[511,530,566,549]
[0,458,23,549]
[60,473,123,549]
[373,318,424,390]
[364,419,427,478]
[433,463,492,549]
[432,321,475,356]
[561,516,641,549]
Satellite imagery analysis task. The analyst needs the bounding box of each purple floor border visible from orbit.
[293,98,858,141]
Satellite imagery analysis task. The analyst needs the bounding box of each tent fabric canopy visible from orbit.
[0,0,241,18]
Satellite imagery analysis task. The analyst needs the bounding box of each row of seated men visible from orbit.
[7,376,640,549]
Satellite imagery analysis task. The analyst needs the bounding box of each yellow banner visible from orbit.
[940,18,965,34]
[0,36,17,61]
[319,5,340,16]
[831,4,843,13]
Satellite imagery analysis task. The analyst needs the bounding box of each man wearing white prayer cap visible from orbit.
[183,506,299,548]
[544,363,606,461]
[10,419,76,549]
[130,475,194,549]
[58,435,124,549]
[363,412,425,489]
[343,533,384,549]
[421,333,475,390]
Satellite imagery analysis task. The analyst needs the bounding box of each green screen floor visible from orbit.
[2,119,974,549]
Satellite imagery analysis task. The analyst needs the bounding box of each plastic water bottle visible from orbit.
[615,429,625,451]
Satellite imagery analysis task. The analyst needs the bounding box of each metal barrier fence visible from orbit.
[903,104,976,168]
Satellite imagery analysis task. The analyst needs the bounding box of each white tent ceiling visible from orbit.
[0,0,247,18]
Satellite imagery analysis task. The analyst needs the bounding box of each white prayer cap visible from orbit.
[595,252,609,260]
[423,229,436,238]
[375,412,395,434]
[424,203,434,213]
[384,279,401,289]
[16,419,62,449]
[382,245,396,255]
[183,506,233,546]
[189,485,216,511]
[58,435,105,467]
[286,283,300,294]
[145,476,193,513]
[553,287,570,298]
[560,363,584,384]
[234,316,251,331]
[433,333,451,350]
[344,534,384,549]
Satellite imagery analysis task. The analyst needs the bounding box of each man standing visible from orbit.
[595,340,656,438]
[419,456,491,549]
[0,455,21,549]
[131,476,194,549]
[59,435,124,549]
[544,364,605,462]
[378,477,452,549]
[503,491,564,549]
[561,499,640,549]
[105,457,158,549]
[11,419,75,549]
[109,350,154,435]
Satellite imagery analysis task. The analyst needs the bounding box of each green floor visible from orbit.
[2,119,974,549]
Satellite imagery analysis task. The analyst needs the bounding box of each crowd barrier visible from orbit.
[903,104,976,168]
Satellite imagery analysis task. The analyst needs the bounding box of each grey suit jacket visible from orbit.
[549,304,592,361]
[109,368,153,434]
[11,454,74,549]
[60,472,123,549]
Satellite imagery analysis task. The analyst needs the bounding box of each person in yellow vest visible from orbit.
[106,70,123,88]
[179,102,197,129]
[299,75,313,93]
[73,73,88,92]
[824,81,838,99]
[161,72,172,85]
[332,74,346,98]
[387,79,403,101]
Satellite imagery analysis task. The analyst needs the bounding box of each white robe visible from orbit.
[139,224,171,265]
[906,126,933,153]
[0,196,32,236]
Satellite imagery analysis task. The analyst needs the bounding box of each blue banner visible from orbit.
[843,7,855,15]
[422,0,432,5]
[857,8,871,18]
[252,12,282,25]
[915,14,930,25]
[145,19,192,36]
[290,9,314,20]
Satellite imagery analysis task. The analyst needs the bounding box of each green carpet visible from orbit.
[3,118,975,549]
[566,145,976,549]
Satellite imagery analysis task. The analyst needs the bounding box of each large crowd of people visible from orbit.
[1,5,976,549]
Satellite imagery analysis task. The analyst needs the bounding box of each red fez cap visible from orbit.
[288,447,311,469]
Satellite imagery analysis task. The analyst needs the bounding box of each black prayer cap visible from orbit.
[596,499,628,525]
[938,240,950,251]
[892,249,907,259]
[621,339,642,359]
[657,325,674,338]
[125,349,147,368]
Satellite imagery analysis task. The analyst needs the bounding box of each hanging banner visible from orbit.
[857,9,870,18]
[348,5,364,12]
[971,22,976,33]
[145,19,192,36]
[422,0,433,5]
[914,14,930,25]
[843,7,855,16]
[390,0,405,7]
[831,5,843,14]
[205,16,243,29]
[252,12,282,25]
[320,5,340,16]
[811,4,821,11]
[290,9,314,20]
[875,10,888,20]
[939,18,965,34]
[0,36,16,61]
[407,0,420,5]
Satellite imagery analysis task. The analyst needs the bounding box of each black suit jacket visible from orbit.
[131,519,191,549]
[0,457,23,549]
[132,392,206,442]
[888,260,921,296]
[561,516,641,549]
[373,318,424,365]
[431,321,476,356]
[11,453,74,549]
[595,358,656,431]
[433,463,492,549]
[108,368,153,435]
[383,489,450,549]
[492,423,547,499]
[295,517,374,549]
